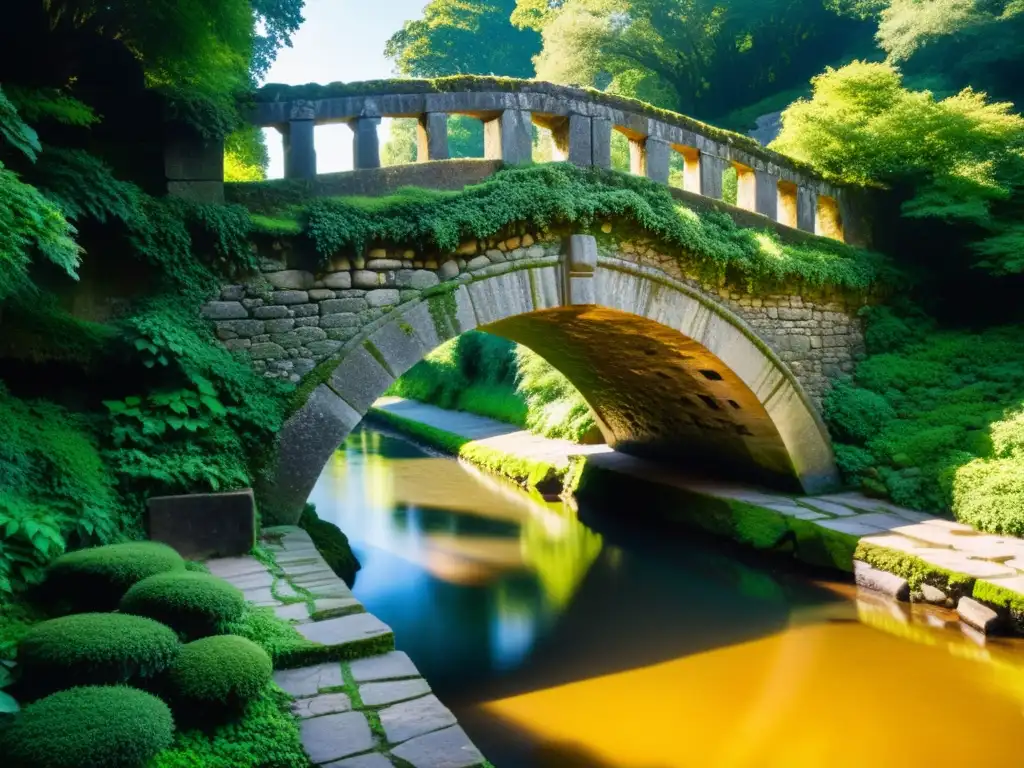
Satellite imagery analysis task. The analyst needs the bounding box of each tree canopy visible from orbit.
[385,0,540,78]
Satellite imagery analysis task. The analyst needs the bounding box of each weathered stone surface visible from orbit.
[309,288,336,301]
[202,301,248,320]
[323,754,393,768]
[313,597,363,619]
[301,712,374,764]
[958,597,1000,634]
[273,662,343,698]
[854,560,910,601]
[920,583,948,605]
[328,346,395,413]
[359,678,431,706]
[352,270,381,289]
[273,290,309,305]
[147,489,254,559]
[380,694,457,745]
[397,269,440,290]
[466,255,491,271]
[265,318,296,333]
[274,602,310,622]
[266,270,315,290]
[293,304,320,317]
[348,651,419,683]
[390,725,486,768]
[322,298,368,314]
[253,305,290,319]
[438,260,460,280]
[367,258,403,269]
[306,340,344,356]
[221,285,245,301]
[206,555,267,580]
[291,692,352,719]
[366,289,400,308]
[216,319,264,338]
[324,272,353,289]
[296,612,393,647]
[295,326,328,344]
[321,313,360,329]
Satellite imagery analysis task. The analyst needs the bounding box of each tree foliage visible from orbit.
[517,0,875,121]
[771,61,1024,274]
[386,0,540,77]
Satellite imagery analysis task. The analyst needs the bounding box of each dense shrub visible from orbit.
[120,572,245,640]
[299,504,361,587]
[17,613,180,698]
[1,685,174,768]
[43,542,185,612]
[167,636,272,718]
[825,314,1024,534]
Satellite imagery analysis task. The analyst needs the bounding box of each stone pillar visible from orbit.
[164,122,225,203]
[797,186,817,233]
[484,109,533,165]
[283,120,316,180]
[699,152,726,199]
[563,234,598,306]
[755,171,778,220]
[629,136,670,184]
[591,117,613,169]
[352,117,382,170]
[417,113,449,161]
[552,114,593,166]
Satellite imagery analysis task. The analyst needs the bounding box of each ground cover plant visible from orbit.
[120,571,246,640]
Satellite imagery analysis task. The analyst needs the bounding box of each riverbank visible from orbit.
[208,527,489,767]
[369,397,1024,637]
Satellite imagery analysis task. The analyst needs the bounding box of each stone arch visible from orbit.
[261,237,840,523]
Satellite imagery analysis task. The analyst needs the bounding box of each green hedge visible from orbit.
[167,635,272,719]
[43,542,185,613]
[1,686,174,768]
[17,613,180,698]
[120,572,245,640]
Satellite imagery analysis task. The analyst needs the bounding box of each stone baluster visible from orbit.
[352,117,382,170]
[592,117,612,169]
[699,152,726,199]
[417,113,449,161]
[629,136,670,184]
[283,120,316,180]
[551,114,594,167]
[484,109,533,165]
[755,170,778,220]
[797,186,817,233]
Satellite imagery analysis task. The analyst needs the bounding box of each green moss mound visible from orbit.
[2,685,174,768]
[18,613,181,698]
[167,635,272,718]
[44,542,186,613]
[299,504,361,586]
[120,572,245,640]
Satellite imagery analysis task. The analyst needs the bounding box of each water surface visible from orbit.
[308,426,1024,767]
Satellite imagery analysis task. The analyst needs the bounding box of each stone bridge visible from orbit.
[186,78,878,523]
[172,78,871,246]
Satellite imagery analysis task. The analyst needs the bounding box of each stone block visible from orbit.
[147,489,255,559]
[266,270,315,290]
[366,258,403,269]
[348,651,420,683]
[755,171,778,220]
[293,304,319,317]
[359,678,431,707]
[301,712,374,764]
[320,313,360,329]
[390,725,486,768]
[352,117,382,170]
[397,269,440,290]
[295,612,393,647]
[379,694,457,745]
[291,692,352,719]
[308,289,336,301]
[201,301,248,320]
[699,152,725,199]
[249,342,287,360]
[591,116,613,169]
[265,318,296,333]
[295,326,328,344]
[323,753,393,768]
[253,305,290,320]
[366,289,400,308]
[484,109,532,165]
[367,317,431,378]
[642,137,670,184]
[322,298,368,314]
[284,119,316,179]
[958,597,1000,634]
[352,270,380,289]
[853,561,910,601]
[306,340,344,356]
[217,319,264,338]
[273,290,309,305]
[438,260,460,280]
[466,255,491,271]
[323,272,352,290]
[417,112,450,162]
[221,285,245,301]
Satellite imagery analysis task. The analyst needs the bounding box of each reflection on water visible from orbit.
[309,426,1024,768]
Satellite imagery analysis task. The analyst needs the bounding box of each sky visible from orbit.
[261,0,428,177]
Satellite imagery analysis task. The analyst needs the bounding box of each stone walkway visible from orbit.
[207,528,486,767]
[371,397,1024,628]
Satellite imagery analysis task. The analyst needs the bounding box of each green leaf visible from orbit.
[0,666,13,687]
[124,396,142,407]
[200,395,227,415]
[0,690,20,714]
[4,521,19,537]
[168,400,189,415]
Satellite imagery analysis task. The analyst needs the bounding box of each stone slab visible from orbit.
[147,489,255,559]
[764,503,826,521]
[291,692,353,719]
[243,587,278,606]
[360,678,431,706]
[324,753,394,768]
[796,498,860,517]
[379,694,457,745]
[854,560,909,601]
[297,612,393,647]
[273,662,343,698]
[313,598,364,619]
[916,550,1017,579]
[301,711,374,764]
[230,570,275,589]
[958,597,1000,634]
[274,602,311,622]
[206,556,268,579]
[348,651,420,683]
[390,725,486,768]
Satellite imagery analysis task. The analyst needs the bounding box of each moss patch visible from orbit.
[854,541,975,600]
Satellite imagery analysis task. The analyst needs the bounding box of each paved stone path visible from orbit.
[207,528,486,767]
[372,397,1024,615]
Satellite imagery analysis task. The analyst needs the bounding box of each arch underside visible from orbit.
[263,262,839,523]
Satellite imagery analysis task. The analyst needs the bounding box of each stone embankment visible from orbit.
[371,397,1024,639]
[207,527,486,768]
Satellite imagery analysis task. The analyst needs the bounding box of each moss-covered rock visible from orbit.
[853,541,975,600]
[1,686,174,768]
[120,572,246,640]
[299,504,360,586]
[43,542,186,613]
[17,613,181,698]
[167,635,272,720]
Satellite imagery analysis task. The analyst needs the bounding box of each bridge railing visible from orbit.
[172,78,869,246]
